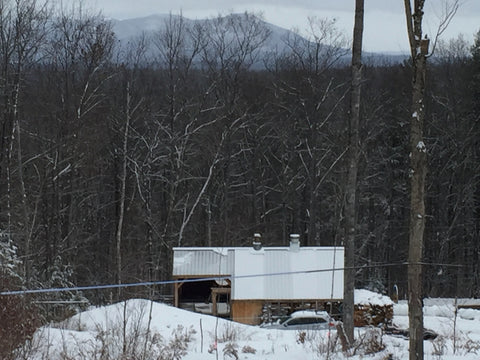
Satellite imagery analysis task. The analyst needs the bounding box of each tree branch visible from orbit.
[404,0,416,58]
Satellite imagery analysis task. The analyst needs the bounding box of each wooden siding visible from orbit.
[231,300,263,325]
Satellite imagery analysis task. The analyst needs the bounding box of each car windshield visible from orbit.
[290,317,327,325]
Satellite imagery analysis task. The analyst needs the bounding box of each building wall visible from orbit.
[231,300,263,325]
[232,247,344,300]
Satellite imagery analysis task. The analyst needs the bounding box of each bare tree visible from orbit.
[115,81,130,298]
[283,17,348,74]
[269,17,348,246]
[0,0,49,283]
[37,1,115,284]
[404,1,458,359]
[199,12,272,246]
[343,0,364,346]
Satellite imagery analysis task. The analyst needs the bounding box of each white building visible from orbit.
[173,235,344,325]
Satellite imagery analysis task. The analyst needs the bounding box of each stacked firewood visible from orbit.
[354,303,393,327]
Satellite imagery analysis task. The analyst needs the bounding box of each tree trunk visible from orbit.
[116,82,131,299]
[343,0,364,344]
[407,50,427,360]
[404,1,428,359]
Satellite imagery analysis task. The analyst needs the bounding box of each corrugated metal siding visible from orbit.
[173,246,344,300]
[265,250,291,299]
[173,248,234,276]
[233,247,344,300]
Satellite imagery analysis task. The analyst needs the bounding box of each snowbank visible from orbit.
[458,308,480,321]
[22,297,480,360]
[355,289,394,306]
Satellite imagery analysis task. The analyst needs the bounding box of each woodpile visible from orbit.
[354,303,393,327]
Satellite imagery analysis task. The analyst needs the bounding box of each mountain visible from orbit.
[111,13,293,62]
[112,14,174,40]
[112,13,291,47]
[110,14,407,66]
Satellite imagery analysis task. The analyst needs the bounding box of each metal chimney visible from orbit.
[289,234,300,252]
[253,233,262,250]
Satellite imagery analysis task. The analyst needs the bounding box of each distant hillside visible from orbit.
[111,13,408,66]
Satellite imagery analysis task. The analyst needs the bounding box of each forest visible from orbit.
[0,0,479,307]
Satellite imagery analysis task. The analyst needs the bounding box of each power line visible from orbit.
[0,261,465,296]
[0,277,228,296]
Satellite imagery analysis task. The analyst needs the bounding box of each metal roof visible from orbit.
[172,247,235,277]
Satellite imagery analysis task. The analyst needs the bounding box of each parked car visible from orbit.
[261,310,336,331]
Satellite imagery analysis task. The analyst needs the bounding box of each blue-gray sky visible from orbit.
[69,0,479,53]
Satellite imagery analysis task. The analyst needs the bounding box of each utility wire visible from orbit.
[0,261,464,296]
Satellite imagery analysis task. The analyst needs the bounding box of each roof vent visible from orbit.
[289,234,300,252]
[253,233,262,250]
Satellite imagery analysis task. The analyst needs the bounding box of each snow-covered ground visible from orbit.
[17,293,480,360]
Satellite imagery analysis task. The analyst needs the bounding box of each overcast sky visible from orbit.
[71,0,479,53]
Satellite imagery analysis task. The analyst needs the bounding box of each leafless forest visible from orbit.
[1,1,479,306]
